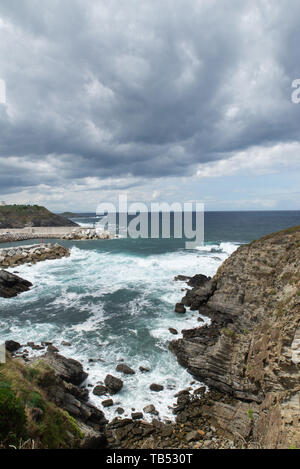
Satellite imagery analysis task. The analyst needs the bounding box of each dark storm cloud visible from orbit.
[0,0,300,194]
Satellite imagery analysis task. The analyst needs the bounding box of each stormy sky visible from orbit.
[0,0,300,211]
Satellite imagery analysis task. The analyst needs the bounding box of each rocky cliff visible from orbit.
[0,270,32,298]
[170,225,300,449]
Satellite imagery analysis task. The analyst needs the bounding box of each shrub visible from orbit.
[27,391,45,410]
[0,381,27,445]
[247,409,254,422]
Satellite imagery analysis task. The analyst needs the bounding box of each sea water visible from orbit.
[0,211,299,420]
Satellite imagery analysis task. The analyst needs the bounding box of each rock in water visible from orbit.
[93,385,108,396]
[116,364,135,375]
[104,374,123,394]
[150,383,164,392]
[0,269,32,298]
[102,399,114,408]
[143,404,159,415]
[131,412,143,420]
[175,303,186,314]
[139,366,150,373]
[187,274,211,288]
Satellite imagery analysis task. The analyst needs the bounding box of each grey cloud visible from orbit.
[0,0,300,196]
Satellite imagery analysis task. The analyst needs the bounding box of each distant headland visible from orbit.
[0,205,78,229]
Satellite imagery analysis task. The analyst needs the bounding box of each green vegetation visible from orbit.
[0,381,27,445]
[0,355,84,449]
[0,204,78,229]
[247,409,254,422]
[221,328,236,340]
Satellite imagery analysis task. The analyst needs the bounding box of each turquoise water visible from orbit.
[0,211,299,420]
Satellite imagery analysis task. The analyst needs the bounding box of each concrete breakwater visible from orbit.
[62,228,112,240]
[0,243,70,268]
[0,226,113,243]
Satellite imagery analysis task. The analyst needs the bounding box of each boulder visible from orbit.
[42,352,88,385]
[139,366,150,373]
[187,274,211,288]
[93,385,108,397]
[116,364,135,375]
[0,270,32,298]
[104,375,123,395]
[175,303,186,314]
[5,340,21,352]
[131,412,143,420]
[143,404,159,415]
[150,383,164,392]
[102,399,114,408]
[174,275,191,282]
[169,328,178,335]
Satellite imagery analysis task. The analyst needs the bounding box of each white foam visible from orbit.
[0,240,238,421]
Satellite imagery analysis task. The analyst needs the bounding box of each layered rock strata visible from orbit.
[169,226,300,448]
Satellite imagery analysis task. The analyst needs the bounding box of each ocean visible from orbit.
[0,211,300,421]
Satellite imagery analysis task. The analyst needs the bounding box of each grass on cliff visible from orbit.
[0,204,78,229]
[0,355,84,449]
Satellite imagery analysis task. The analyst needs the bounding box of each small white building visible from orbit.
[0,201,6,206]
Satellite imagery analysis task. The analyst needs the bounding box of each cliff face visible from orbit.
[0,270,32,298]
[170,226,300,449]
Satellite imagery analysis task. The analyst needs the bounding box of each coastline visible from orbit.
[1,225,299,449]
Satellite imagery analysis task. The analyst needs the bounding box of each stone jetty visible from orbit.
[0,226,113,243]
[0,243,70,268]
[62,228,113,240]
